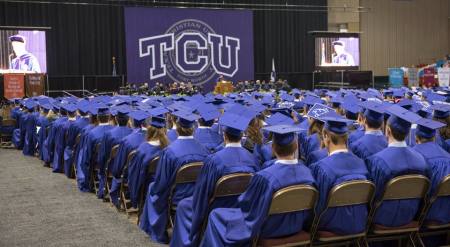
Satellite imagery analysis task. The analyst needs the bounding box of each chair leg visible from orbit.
[408,234,417,247]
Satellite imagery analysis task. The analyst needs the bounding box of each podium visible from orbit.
[214,81,234,95]
[0,72,46,99]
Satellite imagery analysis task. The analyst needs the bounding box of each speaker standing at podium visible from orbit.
[9,35,41,73]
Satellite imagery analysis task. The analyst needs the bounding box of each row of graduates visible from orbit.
[5,86,450,247]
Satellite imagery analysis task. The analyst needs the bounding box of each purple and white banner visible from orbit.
[125,7,254,91]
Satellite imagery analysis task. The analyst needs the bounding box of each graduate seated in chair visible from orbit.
[310,115,369,235]
[11,101,25,149]
[170,108,259,247]
[193,103,223,153]
[53,104,77,174]
[127,108,169,209]
[44,103,67,167]
[431,104,450,153]
[36,104,52,161]
[413,118,450,225]
[22,101,38,156]
[96,106,133,197]
[367,105,429,227]
[139,109,208,244]
[76,106,114,192]
[349,101,388,163]
[109,110,151,206]
[200,124,315,247]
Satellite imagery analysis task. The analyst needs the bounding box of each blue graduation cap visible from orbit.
[415,118,446,139]
[321,116,353,134]
[386,105,421,134]
[432,103,450,119]
[306,103,334,120]
[263,125,302,145]
[219,110,252,137]
[62,104,77,114]
[173,110,200,128]
[24,100,36,111]
[97,106,110,116]
[149,116,166,128]
[41,104,53,112]
[271,107,292,118]
[397,99,415,110]
[330,96,343,108]
[149,106,169,117]
[88,104,99,115]
[302,95,322,107]
[114,106,131,117]
[265,112,295,126]
[197,103,220,122]
[416,107,432,119]
[362,101,385,124]
[128,110,151,126]
[9,35,25,43]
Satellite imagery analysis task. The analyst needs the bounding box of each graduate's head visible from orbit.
[386,105,421,142]
[332,41,345,55]
[432,104,450,140]
[128,110,151,129]
[96,107,110,124]
[62,104,77,118]
[173,110,199,136]
[264,125,300,159]
[219,108,253,144]
[321,116,351,149]
[147,116,169,149]
[362,101,385,130]
[415,118,446,144]
[10,35,27,56]
[197,103,219,127]
[114,107,130,127]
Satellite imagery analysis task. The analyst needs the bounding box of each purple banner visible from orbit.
[125,7,254,91]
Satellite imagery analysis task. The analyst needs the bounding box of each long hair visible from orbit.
[147,125,169,149]
[308,118,324,136]
[246,117,263,145]
[434,116,450,140]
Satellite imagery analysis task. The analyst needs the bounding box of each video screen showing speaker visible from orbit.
[0,29,47,73]
[315,35,360,70]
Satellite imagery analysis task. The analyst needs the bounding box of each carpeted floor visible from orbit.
[0,149,166,247]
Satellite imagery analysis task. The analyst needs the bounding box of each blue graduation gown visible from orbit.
[44,116,65,164]
[349,131,388,162]
[63,118,88,177]
[253,142,273,166]
[347,125,365,147]
[305,148,327,166]
[139,138,208,243]
[310,152,369,234]
[435,133,450,153]
[22,112,37,156]
[73,124,95,174]
[96,126,133,198]
[170,146,259,247]
[36,116,50,161]
[12,110,25,149]
[200,161,315,247]
[109,129,146,205]
[194,127,223,153]
[66,117,90,168]
[76,124,114,192]
[167,128,178,143]
[303,133,320,161]
[413,142,450,224]
[367,145,429,226]
[127,142,161,208]
[297,130,308,160]
[51,117,69,173]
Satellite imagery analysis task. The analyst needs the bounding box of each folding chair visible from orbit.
[0,119,16,148]
[104,144,120,204]
[119,150,138,216]
[253,184,318,247]
[89,142,102,193]
[419,174,450,243]
[198,173,253,239]
[311,180,375,247]
[137,156,160,224]
[367,175,430,247]
[71,134,81,178]
[168,162,204,227]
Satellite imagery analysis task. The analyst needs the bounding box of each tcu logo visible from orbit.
[138,19,240,85]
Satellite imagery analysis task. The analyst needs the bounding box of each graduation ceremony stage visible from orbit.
[0,148,165,247]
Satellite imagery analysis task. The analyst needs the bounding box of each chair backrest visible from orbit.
[381,175,430,201]
[75,134,81,145]
[435,174,450,198]
[95,142,101,156]
[211,173,253,202]
[125,150,138,168]
[147,156,160,175]
[2,119,16,127]
[327,180,375,208]
[268,184,318,215]
[110,144,120,160]
[174,162,204,184]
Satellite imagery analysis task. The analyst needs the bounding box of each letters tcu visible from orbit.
[139,33,240,80]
